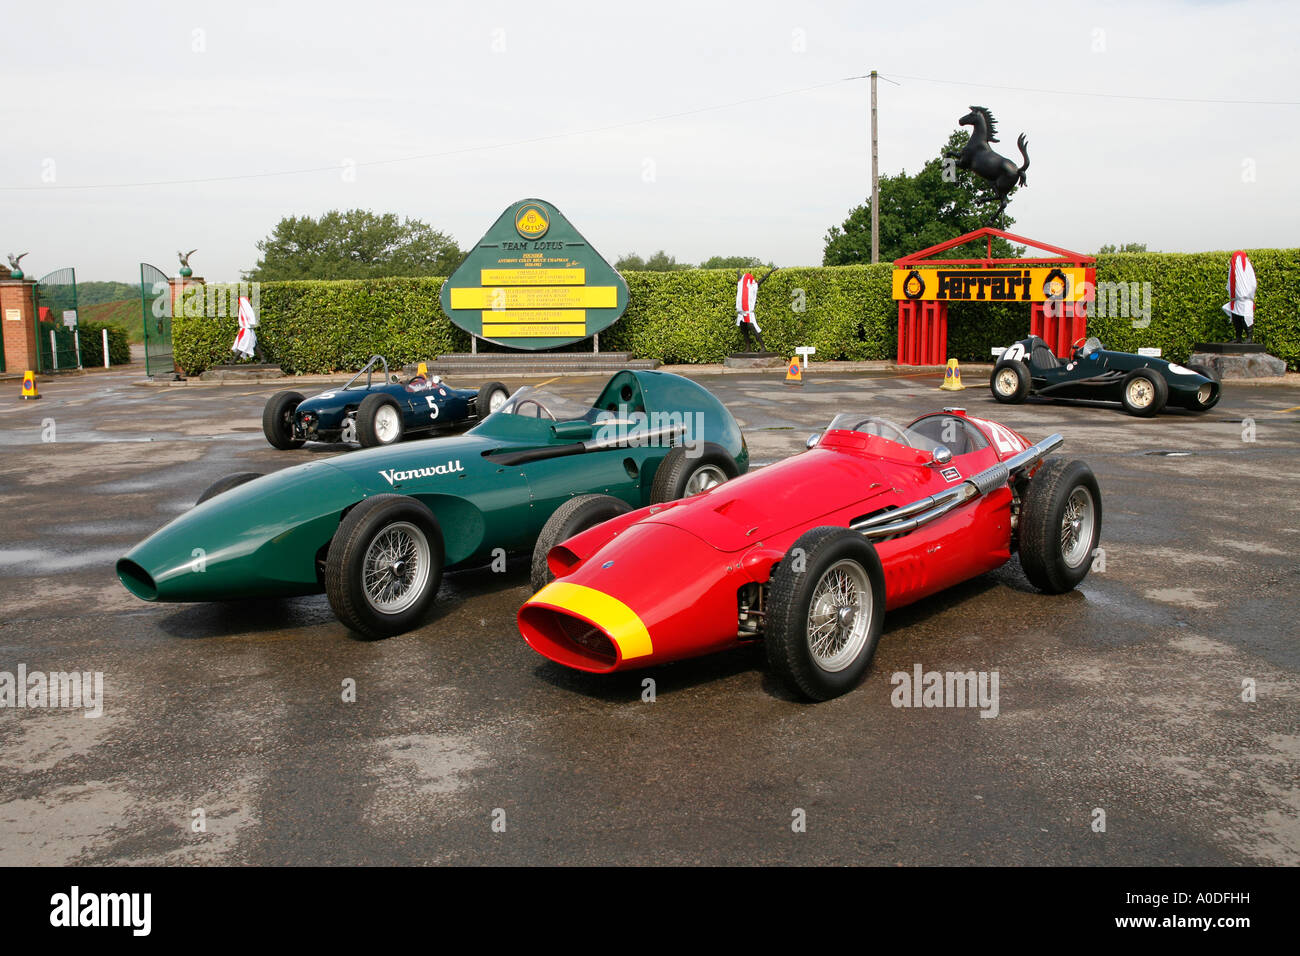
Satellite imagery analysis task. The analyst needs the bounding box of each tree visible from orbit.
[823,130,1023,266]
[245,209,464,281]
[698,255,774,270]
[615,250,689,272]
[1098,242,1148,254]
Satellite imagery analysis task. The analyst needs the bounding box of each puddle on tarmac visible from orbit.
[0,547,127,574]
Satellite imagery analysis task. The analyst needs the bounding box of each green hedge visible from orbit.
[35,319,130,368]
[78,320,131,366]
[1089,249,1300,367]
[174,279,471,375]
[173,251,1300,375]
[602,265,896,364]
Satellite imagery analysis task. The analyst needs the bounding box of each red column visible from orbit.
[936,301,948,364]
[897,301,908,365]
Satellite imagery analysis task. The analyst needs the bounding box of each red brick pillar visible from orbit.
[168,275,204,316]
[0,277,39,374]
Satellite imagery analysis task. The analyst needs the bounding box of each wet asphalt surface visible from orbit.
[0,364,1297,866]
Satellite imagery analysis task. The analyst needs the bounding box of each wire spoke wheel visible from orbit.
[995,368,1019,395]
[684,464,728,497]
[806,559,872,673]
[361,521,431,614]
[1059,486,1095,569]
[1018,459,1102,594]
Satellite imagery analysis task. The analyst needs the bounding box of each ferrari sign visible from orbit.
[892,266,1089,303]
[441,198,628,350]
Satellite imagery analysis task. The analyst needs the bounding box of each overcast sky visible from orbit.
[3,0,1296,282]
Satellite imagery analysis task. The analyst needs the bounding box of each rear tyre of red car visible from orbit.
[1018,459,1102,594]
[649,443,739,504]
[475,381,510,418]
[356,393,405,447]
[529,494,634,593]
[1120,368,1167,417]
[325,495,444,639]
[195,472,263,506]
[262,390,305,449]
[765,527,886,701]
[990,360,1031,404]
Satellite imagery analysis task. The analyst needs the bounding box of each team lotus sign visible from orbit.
[892,266,1090,303]
[440,198,629,350]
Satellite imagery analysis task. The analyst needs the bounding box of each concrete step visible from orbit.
[427,352,658,376]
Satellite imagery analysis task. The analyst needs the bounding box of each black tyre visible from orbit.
[1188,363,1218,383]
[196,472,263,505]
[765,527,886,701]
[1018,459,1102,594]
[325,495,444,638]
[649,443,739,504]
[356,393,405,447]
[1120,368,1167,417]
[262,390,305,449]
[475,381,510,418]
[529,494,634,593]
[990,359,1031,404]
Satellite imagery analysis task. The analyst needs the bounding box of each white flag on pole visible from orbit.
[232,296,258,359]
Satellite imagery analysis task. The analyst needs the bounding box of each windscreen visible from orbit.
[497,386,605,424]
[823,414,947,453]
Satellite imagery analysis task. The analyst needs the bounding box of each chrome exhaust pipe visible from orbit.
[851,434,1063,541]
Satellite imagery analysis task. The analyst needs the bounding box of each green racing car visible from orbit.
[117,370,748,638]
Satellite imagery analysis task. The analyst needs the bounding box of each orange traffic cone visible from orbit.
[784,359,803,386]
[20,370,40,400]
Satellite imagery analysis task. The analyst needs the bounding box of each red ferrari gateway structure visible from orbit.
[892,228,1096,366]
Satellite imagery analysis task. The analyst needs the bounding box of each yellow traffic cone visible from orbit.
[939,358,966,391]
[20,370,40,400]
[784,359,803,386]
[417,362,429,377]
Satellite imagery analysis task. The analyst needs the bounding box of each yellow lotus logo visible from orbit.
[515,204,550,239]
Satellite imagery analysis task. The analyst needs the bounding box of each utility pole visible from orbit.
[870,70,879,264]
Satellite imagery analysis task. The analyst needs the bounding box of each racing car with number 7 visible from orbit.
[519,408,1101,701]
[990,335,1220,416]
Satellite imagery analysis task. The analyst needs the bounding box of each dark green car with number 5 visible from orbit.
[117,370,748,638]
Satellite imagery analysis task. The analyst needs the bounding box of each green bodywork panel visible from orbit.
[118,371,747,602]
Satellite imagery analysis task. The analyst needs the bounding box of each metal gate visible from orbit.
[139,262,172,377]
[34,267,81,372]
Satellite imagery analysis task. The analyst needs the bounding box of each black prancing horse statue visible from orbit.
[948,106,1030,226]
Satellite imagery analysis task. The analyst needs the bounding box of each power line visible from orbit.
[6,68,1292,192]
[877,71,1300,107]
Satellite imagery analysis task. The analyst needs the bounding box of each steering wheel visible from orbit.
[847,418,913,447]
[407,374,427,388]
[512,398,556,421]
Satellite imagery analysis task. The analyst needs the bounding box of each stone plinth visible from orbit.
[1189,343,1285,379]
[724,352,785,369]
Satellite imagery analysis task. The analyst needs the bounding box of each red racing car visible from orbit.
[518,408,1101,701]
